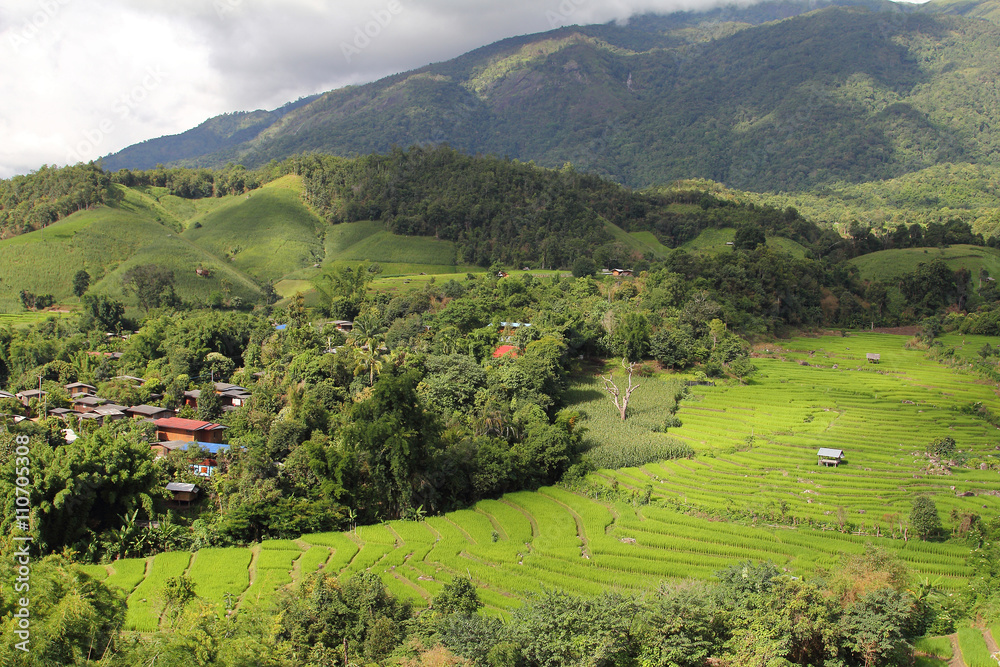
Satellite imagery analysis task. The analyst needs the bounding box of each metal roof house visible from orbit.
[817,448,845,467]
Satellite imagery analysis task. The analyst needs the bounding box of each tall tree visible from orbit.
[72,269,91,297]
[121,264,178,312]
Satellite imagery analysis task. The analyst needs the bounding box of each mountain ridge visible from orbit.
[99,0,1000,192]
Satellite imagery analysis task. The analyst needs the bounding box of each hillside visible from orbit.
[0,204,264,312]
[84,335,996,626]
[181,175,326,283]
[100,1,1000,193]
[848,243,1000,282]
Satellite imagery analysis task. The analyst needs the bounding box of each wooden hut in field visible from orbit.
[866,353,880,364]
[817,448,845,467]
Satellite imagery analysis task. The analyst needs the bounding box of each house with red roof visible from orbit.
[154,417,227,444]
[492,345,520,359]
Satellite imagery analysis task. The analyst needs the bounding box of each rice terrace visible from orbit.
[80,333,998,656]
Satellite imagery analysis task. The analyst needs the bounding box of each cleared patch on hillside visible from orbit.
[849,244,1000,282]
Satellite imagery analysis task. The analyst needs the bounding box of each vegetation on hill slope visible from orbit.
[100,3,1000,193]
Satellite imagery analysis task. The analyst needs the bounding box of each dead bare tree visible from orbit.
[601,357,641,421]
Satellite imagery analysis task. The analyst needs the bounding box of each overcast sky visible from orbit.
[0,0,924,178]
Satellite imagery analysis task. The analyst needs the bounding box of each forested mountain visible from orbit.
[101,0,1000,192]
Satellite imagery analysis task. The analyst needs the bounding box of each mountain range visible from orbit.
[101,0,1000,193]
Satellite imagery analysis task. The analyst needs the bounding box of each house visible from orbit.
[165,482,199,507]
[151,440,230,477]
[76,412,107,427]
[64,382,97,397]
[150,440,189,457]
[866,353,880,364]
[331,320,354,333]
[611,268,634,277]
[817,448,845,467]
[213,383,248,394]
[154,417,227,444]
[492,345,520,359]
[16,390,46,407]
[48,407,78,420]
[113,375,146,385]
[93,406,126,422]
[219,390,251,410]
[72,395,107,412]
[183,389,201,408]
[0,390,16,401]
[126,404,174,420]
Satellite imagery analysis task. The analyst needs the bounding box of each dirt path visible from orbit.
[948,633,966,667]
[983,627,998,656]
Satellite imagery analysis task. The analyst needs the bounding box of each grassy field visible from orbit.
[678,227,809,258]
[98,334,999,625]
[0,195,264,312]
[182,175,325,283]
[849,245,1000,283]
[602,221,669,259]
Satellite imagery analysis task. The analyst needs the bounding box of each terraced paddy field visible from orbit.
[99,333,998,630]
[603,333,1000,534]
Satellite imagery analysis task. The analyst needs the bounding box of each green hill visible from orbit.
[746,163,1000,237]
[0,206,263,311]
[182,175,325,282]
[102,1,1000,193]
[848,244,1000,281]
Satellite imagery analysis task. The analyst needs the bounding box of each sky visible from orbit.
[0,0,925,179]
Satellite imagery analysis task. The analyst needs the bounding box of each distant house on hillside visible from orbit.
[72,395,107,412]
[165,482,199,507]
[866,353,880,364]
[817,448,845,467]
[64,382,97,397]
[154,417,227,444]
[15,390,45,407]
[611,268,634,277]
[492,345,520,359]
[126,405,174,420]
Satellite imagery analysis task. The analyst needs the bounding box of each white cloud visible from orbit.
[0,0,928,178]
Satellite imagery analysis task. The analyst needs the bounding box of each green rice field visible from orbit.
[94,333,1000,632]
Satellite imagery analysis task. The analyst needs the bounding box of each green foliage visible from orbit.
[72,269,91,297]
[0,556,125,665]
[121,264,179,312]
[0,424,160,554]
[432,577,483,617]
[911,497,944,540]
